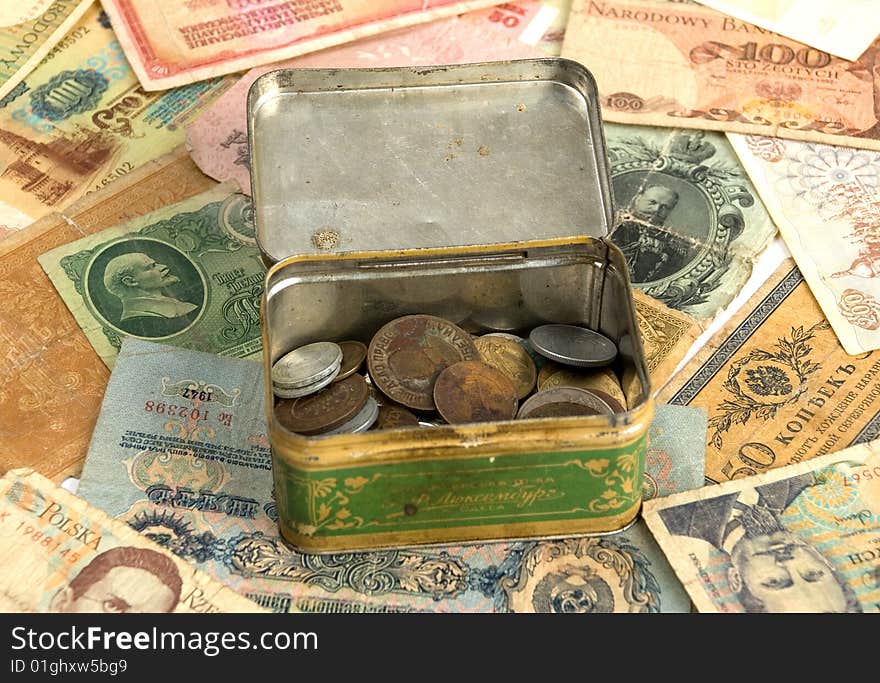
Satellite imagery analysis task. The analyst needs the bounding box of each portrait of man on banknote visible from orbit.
[78,238,206,339]
[656,474,862,613]
[613,182,698,283]
[50,546,183,614]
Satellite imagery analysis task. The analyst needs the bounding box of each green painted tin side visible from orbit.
[272,437,646,542]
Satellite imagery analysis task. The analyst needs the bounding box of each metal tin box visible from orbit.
[248,59,653,552]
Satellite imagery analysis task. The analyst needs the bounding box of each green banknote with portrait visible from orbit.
[38,185,264,367]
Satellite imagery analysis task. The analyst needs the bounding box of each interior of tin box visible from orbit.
[263,239,650,434]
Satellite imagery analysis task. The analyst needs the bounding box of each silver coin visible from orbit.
[517,387,614,419]
[321,397,379,435]
[529,324,617,368]
[272,342,343,388]
[272,360,341,398]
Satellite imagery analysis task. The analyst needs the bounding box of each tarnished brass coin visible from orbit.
[274,374,369,435]
[367,315,478,411]
[537,361,565,391]
[334,340,367,382]
[474,336,536,399]
[541,368,626,409]
[374,405,420,430]
[517,387,614,420]
[433,360,518,424]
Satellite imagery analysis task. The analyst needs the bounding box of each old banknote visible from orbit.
[0,0,92,99]
[38,184,264,368]
[0,147,215,483]
[0,5,231,234]
[632,288,701,390]
[660,260,880,485]
[185,1,554,192]
[561,0,880,151]
[0,468,261,612]
[695,0,880,61]
[100,0,505,90]
[77,338,708,613]
[608,126,776,319]
[727,133,880,356]
[644,440,880,613]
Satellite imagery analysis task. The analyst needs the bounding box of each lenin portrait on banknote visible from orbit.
[83,239,205,338]
[656,474,862,613]
[50,546,183,613]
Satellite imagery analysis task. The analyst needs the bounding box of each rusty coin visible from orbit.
[433,360,518,424]
[517,387,614,420]
[374,404,420,430]
[274,374,369,435]
[474,335,537,399]
[334,340,367,382]
[367,315,478,410]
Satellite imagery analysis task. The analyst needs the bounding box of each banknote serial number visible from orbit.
[844,466,880,487]
[8,522,82,565]
[144,401,209,420]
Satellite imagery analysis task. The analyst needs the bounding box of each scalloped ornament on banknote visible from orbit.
[76,338,709,613]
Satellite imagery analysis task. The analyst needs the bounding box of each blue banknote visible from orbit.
[78,338,707,612]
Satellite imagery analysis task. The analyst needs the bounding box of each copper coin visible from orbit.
[474,336,537,399]
[334,340,367,382]
[374,405,420,430]
[367,315,478,410]
[517,387,614,420]
[433,361,518,424]
[274,374,369,435]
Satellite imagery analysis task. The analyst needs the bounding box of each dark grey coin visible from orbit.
[529,324,617,368]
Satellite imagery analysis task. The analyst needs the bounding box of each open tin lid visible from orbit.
[247,58,614,264]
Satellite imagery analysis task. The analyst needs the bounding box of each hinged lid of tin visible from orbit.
[247,59,614,264]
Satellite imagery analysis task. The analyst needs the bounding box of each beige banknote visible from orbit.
[660,260,880,484]
[100,0,505,90]
[632,288,701,391]
[0,5,231,234]
[728,133,880,356]
[695,0,880,61]
[0,146,216,483]
[0,0,92,100]
[644,440,880,612]
[0,468,262,612]
[561,0,880,151]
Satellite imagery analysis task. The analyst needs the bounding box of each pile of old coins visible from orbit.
[272,314,625,436]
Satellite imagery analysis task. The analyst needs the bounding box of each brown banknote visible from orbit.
[660,260,880,484]
[0,147,216,483]
[0,468,261,612]
[561,0,880,151]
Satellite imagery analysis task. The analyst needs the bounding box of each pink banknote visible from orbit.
[185,1,556,192]
[100,0,512,90]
